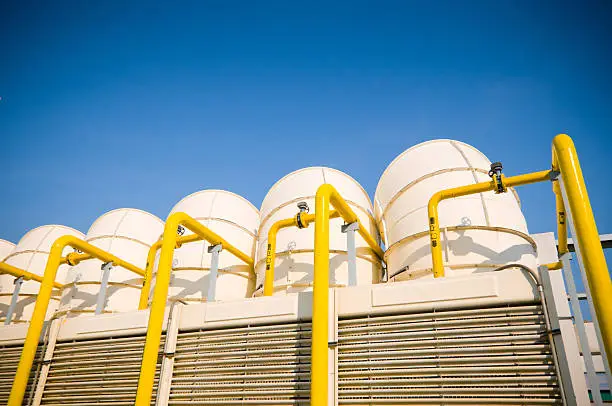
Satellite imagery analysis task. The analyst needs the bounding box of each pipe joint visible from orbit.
[65,252,82,266]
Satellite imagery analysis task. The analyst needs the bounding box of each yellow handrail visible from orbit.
[263,210,340,296]
[134,211,254,406]
[427,169,552,278]
[552,133,612,372]
[0,262,64,289]
[8,235,146,406]
[425,133,611,372]
[138,233,204,310]
[312,184,384,405]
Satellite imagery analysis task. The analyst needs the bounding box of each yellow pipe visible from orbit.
[138,234,203,310]
[8,235,146,406]
[263,210,340,297]
[135,212,254,406]
[0,262,64,289]
[312,184,384,406]
[428,170,552,278]
[553,180,569,255]
[552,133,612,372]
[545,261,563,271]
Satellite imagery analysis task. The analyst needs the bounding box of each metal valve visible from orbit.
[297,202,309,213]
[488,161,503,178]
[296,202,309,229]
[488,162,506,194]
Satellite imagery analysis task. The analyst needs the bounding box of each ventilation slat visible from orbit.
[337,303,562,404]
[169,322,311,405]
[40,334,164,405]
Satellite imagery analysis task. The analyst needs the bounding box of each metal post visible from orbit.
[560,253,603,405]
[155,302,183,406]
[207,244,222,302]
[5,277,24,325]
[341,222,359,286]
[95,262,113,315]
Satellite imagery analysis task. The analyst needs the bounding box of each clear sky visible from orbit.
[1,1,611,248]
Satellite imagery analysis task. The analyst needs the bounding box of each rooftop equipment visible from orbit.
[0,239,15,261]
[256,167,382,295]
[165,190,259,303]
[375,139,537,281]
[0,225,83,324]
[58,208,163,317]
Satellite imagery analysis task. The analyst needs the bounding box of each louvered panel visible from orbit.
[338,304,562,405]
[40,334,164,405]
[170,322,311,405]
[0,343,42,405]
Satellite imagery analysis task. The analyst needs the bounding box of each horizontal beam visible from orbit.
[557,234,612,252]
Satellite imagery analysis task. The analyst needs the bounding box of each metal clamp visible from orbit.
[4,276,24,325]
[341,222,359,286]
[207,244,223,302]
[95,262,113,315]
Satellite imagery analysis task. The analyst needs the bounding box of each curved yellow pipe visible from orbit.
[312,184,384,406]
[8,235,146,406]
[552,133,612,372]
[134,211,254,406]
[138,233,203,310]
[263,210,340,297]
[0,262,63,289]
[428,170,551,278]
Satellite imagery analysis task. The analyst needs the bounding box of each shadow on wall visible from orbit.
[399,232,534,271]
[59,276,142,313]
[170,264,253,300]
[278,251,379,287]
[0,296,38,321]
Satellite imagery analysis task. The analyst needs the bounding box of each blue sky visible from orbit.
[1,1,611,249]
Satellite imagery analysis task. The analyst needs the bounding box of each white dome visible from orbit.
[1,225,84,323]
[256,167,382,295]
[375,139,536,281]
[0,239,16,261]
[59,209,164,317]
[163,190,259,303]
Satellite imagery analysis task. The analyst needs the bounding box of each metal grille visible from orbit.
[40,334,164,405]
[169,322,312,405]
[338,304,562,405]
[0,343,41,405]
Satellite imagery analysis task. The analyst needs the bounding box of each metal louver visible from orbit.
[40,334,164,405]
[337,303,562,405]
[169,322,312,405]
[0,344,41,405]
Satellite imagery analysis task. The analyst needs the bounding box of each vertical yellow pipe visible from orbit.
[312,185,331,406]
[139,240,162,310]
[264,219,295,296]
[427,193,445,278]
[553,180,568,255]
[134,215,179,406]
[135,212,254,406]
[7,239,63,406]
[553,133,612,372]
